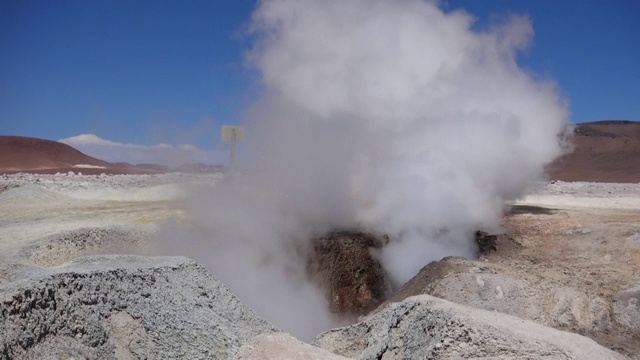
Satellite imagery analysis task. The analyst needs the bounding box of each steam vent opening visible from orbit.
[307,230,393,317]
[307,229,499,319]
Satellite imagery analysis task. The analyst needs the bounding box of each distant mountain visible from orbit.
[6,127,640,182]
[547,120,640,183]
[0,136,159,175]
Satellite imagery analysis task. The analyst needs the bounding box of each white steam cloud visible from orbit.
[158,0,568,340]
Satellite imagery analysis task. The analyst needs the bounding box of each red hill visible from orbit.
[0,136,158,175]
[547,120,640,183]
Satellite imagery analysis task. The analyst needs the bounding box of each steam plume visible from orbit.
[159,0,568,340]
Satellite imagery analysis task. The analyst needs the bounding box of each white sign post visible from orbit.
[221,125,245,167]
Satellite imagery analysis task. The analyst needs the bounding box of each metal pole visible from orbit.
[230,129,236,167]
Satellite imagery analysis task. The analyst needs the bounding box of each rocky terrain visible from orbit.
[0,171,638,359]
[315,295,625,359]
[2,129,640,359]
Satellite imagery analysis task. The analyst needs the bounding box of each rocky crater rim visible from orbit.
[3,255,197,287]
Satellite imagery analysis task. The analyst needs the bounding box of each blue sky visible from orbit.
[1,0,638,154]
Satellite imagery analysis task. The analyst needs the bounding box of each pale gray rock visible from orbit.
[431,273,611,332]
[103,311,152,360]
[380,257,611,333]
[613,284,640,334]
[551,286,611,331]
[0,255,277,359]
[315,295,626,360]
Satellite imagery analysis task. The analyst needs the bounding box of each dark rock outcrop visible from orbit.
[475,230,497,254]
[307,230,392,316]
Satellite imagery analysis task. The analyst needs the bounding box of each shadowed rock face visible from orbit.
[307,230,392,316]
[475,230,497,254]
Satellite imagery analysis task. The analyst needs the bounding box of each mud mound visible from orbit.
[0,255,277,359]
[20,225,157,267]
[307,230,392,316]
[373,256,640,357]
[382,257,612,329]
[314,295,626,359]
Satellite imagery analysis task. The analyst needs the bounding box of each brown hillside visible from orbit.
[547,120,640,183]
[0,136,157,175]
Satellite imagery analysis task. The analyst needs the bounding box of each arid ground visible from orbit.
[507,183,640,356]
[1,124,640,358]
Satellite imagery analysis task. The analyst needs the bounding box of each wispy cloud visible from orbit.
[59,134,227,166]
